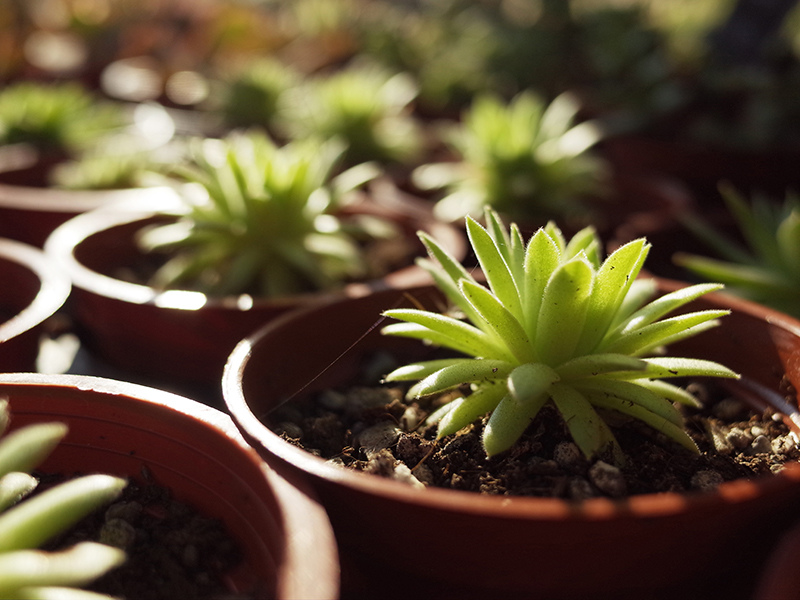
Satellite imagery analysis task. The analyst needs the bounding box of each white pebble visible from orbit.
[772,435,797,456]
[393,462,426,489]
[725,427,753,450]
[569,477,596,500]
[356,421,401,458]
[553,442,582,468]
[588,461,627,497]
[750,435,772,454]
[691,469,723,491]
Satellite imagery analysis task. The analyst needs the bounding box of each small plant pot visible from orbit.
[222,280,800,599]
[43,193,464,397]
[0,238,71,371]
[0,143,181,247]
[1,372,340,600]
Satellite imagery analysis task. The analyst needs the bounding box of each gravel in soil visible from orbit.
[269,370,800,499]
[40,473,258,600]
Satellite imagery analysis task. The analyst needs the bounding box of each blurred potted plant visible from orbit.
[412,90,609,228]
[1,372,340,600]
[0,81,179,246]
[0,398,126,599]
[674,184,800,318]
[223,211,800,599]
[275,60,426,181]
[0,237,71,372]
[45,129,463,398]
[412,89,688,238]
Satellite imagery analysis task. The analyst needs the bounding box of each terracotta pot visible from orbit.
[43,192,464,398]
[0,144,181,247]
[0,238,71,372]
[1,372,340,600]
[222,281,800,600]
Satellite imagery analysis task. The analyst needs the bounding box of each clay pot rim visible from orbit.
[0,371,341,600]
[223,278,800,522]
[0,182,181,212]
[0,237,71,343]
[44,198,464,311]
[0,142,182,213]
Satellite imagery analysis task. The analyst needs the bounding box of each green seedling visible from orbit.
[138,130,391,297]
[0,399,126,599]
[412,91,609,224]
[675,184,800,318]
[382,209,738,461]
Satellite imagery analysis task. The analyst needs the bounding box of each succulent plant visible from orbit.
[381,209,738,461]
[0,399,126,599]
[138,130,393,297]
[218,58,301,132]
[48,151,157,190]
[0,82,124,155]
[412,91,609,225]
[276,62,424,166]
[675,184,800,317]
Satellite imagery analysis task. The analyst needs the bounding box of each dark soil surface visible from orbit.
[269,371,800,499]
[41,474,257,600]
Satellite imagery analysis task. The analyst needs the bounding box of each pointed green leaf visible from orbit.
[382,309,513,361]
[407,359,512,398]
[777,210,800,278]
[577,379,683,427]
[0,472,38,512]
[0,475,127,552]
[550,383,623,463]
[460,279,536,363]
[483,390,550,456]
[0,423,68,480]
[383,359,469,382]
[0,543,125,596]
[438,382,508,437]
[616,356,741,381]
[466,216,523,321]
[604,310,728,356]
[576,238,649,353]
[633,379,703,408]
[535,256,595,365]
[585,390,699,453]
[556,353,648,380]
[620,283,723,332]
[522,228,561,332]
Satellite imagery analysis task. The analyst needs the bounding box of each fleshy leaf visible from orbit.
[407,359,513,398]
[438,383,508,437]
[550,383,624,465]
[535,256,595,365]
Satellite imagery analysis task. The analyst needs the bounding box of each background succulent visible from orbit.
[138,130,394,297]
[276,62,424,166]
[0,399,126,600]
[0,82,125,156]
[412,91,610,225]
[217,58,301,133]
[382,209,737,461]
[675,184,800,317]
